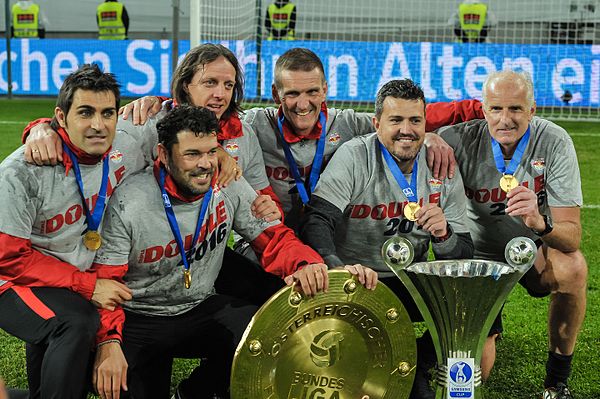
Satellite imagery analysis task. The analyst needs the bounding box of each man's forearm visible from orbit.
[540,221,581,253]
[432,231,474,260]
[299,196,344,267]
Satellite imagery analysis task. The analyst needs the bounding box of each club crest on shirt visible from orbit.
[109,149,123,163]
[327,132,341,145]
[224,142,239,154]
[531,158,545,172]
[428,178,443,191]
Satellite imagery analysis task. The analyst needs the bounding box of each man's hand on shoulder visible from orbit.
[24,122,62,166]
[424,132,456,180]
[215,146,242,187]
[119,96,162,125]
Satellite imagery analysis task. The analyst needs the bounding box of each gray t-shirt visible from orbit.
[0,129,153,289]
[439,117,583,261]
[95,171,277,316]
[242,107,374,229]
[312,133,470,277]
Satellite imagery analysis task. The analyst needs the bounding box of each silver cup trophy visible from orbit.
[382,236,537,399]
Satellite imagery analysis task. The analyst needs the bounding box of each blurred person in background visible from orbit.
[265,0,296,40]
[449,0,496,43]
[11,0,48,38]
[97,0,129,40]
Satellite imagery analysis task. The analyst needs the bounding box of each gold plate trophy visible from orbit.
[231,270,417,399]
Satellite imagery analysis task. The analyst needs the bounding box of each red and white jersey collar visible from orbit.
[277,102,328,144]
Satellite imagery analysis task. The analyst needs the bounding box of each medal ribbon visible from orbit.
[378,141,419,203]
[62,144,110,233]
[159,167,213,272]
[276,111,327,205]
[491,126,531,175]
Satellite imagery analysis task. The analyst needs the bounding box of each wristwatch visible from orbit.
[532,214,553,236]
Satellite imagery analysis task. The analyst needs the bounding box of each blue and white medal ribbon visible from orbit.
[63,144,110,251]
[491,126,530,193]
[276,111,327,205]
[159,167,213,289]
[378,141,420,221]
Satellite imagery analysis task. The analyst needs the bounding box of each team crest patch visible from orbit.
[428,178,443,190]
[109,149,123,163]
[531,158,545,172]
[224,142,239,153]
[327,132,341,145]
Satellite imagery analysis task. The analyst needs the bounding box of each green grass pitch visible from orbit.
[0,98,598,398]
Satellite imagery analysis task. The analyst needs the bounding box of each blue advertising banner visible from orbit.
[1,39,599,107]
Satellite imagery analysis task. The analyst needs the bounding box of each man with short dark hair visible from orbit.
[299,79,475,399]
[0,64,154,399]
[91,104,376,399]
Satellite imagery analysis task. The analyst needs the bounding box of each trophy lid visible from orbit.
[231,270,417,399]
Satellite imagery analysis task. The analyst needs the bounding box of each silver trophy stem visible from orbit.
[382,237,536,399]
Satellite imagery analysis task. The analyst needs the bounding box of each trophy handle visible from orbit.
[381,236,415,279]
[504,236,537,273]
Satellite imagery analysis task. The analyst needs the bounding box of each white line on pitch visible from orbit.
[570,133,600,137]
[0,121,28,125]
[583,204,600,209]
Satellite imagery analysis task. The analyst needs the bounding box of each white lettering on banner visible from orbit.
[420,42,437,99]
[328,55,358,97]
[553,58,584,104]
[52,52,78,89]
[83,52,111,72]
[126,40,156,94]
[378,43,412,92]
[21,40,48,92]
[438,45,463,100]
[590,45,600,104]
[160,40,170,93]
[464,56,495,99]
[267,54,280,95]
[235,40,257,83]
[502,57,534,78]
[0,51,19,91]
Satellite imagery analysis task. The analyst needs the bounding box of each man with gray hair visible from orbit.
[436,70,587,399]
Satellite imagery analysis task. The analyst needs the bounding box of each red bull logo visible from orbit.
[428,178,442,190]
[327,132,341,145]
[531,158,545,172]
[109,150,123,163]
[225,142,239,153]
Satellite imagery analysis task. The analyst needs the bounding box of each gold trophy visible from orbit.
[231,270,417,399]
[382,236,537,399]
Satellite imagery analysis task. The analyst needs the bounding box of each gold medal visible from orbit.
[499,174,519,193]
[83,231,102,251]
[184,270,192,289]
[403,202,421,222]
